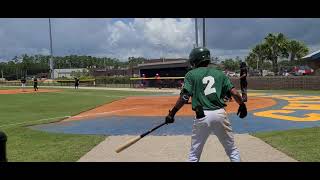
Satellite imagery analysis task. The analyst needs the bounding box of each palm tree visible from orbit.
[245,52,257,69]
[287,40,309,62]
[263,33,289,74]
[252,44,268,70]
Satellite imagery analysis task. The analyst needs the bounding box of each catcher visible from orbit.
[165,47,247,162]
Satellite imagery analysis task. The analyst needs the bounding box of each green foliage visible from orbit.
[221,58,240,71]
[127,57,146,67]
[0,55,149,80]
[247,33,310,74]
[287,40,309,61]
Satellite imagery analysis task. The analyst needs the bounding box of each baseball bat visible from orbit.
[115,122,167,153]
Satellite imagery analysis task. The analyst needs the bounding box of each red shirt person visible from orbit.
[155,73,162,89]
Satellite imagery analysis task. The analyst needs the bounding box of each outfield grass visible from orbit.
[0,88,157,162]
[253,127,320,162]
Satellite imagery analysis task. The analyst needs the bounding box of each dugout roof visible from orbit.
[137,59,190,70]
[302,49,320,61]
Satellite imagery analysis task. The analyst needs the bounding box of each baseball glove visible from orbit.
[237,103,247,118]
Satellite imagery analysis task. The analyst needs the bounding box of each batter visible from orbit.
[165,47,247,162]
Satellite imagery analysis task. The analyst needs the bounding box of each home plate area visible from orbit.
[30,92,320,161]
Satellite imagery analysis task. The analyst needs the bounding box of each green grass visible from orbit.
[6,127,104,162]
[253,127,320,162]
[0,87,157,162]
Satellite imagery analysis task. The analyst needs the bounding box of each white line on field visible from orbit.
[70,107,141,119]
[0,115,72,128]
[0,107,142,128]
[104,95,127,97]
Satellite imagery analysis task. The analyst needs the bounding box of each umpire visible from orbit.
[239,62,248,102]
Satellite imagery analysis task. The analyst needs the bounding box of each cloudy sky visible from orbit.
[0,18,320,62]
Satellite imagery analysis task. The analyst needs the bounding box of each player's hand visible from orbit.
[237,103,247,118]
[165,110,175,124]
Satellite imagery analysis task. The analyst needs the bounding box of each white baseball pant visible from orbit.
[188,108,241,162]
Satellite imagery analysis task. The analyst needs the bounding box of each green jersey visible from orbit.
[183,67,234,111]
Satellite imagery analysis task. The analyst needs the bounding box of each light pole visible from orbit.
[195,18,199,47]
[202,18,206,47]
[48,18,54,79]
[155,43,166,62]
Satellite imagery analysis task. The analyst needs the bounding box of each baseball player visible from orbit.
[165,47,247,162]
[21,77,26,92]
[33,77,38,91]
[239,62,248,102]
[74,78,80,89]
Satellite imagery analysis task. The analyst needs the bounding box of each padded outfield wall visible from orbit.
[230,76,320,90]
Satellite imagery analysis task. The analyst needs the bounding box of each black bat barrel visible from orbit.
[0,131,7,162]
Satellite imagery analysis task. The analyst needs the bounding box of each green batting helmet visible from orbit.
[189,47,211,68]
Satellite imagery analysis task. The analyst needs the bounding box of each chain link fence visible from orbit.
[1,76,320,90]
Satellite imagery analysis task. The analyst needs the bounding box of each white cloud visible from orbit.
[102,18,194,60]
[1,18,320,62]
[208,48,250,60]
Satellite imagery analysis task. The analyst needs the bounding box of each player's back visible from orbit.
[184,67,233,111]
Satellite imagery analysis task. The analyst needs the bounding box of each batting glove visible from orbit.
[165,110,175,124]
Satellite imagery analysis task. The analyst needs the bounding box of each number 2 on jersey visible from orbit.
[202,76,216,95]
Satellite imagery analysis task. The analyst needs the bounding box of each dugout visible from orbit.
[138,59,190,77]
[302,49,320,75]
[134,58,191,88]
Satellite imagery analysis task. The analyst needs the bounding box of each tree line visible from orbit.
[245,33,309,74]
[220,33,309,74]
[0,55,146,80]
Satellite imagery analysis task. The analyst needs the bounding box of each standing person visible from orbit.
[164,47,247,162]
[33,77,38,91]
[74,77,80,89]
[155,73,162,89]
[141,74,146,88]
[21,77,26,92]
[239,62,248,102]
